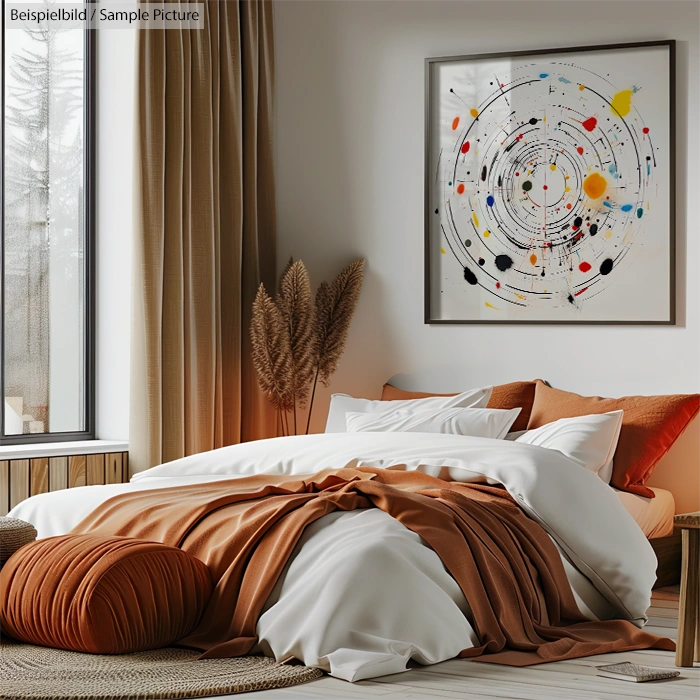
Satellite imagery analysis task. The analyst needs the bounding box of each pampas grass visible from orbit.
[250,259,365,435]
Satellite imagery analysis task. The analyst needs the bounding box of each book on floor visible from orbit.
[596,662,681,683]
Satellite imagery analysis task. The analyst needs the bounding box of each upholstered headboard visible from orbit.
[646,415,699,514]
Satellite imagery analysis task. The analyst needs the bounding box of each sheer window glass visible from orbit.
[2,0,93,441]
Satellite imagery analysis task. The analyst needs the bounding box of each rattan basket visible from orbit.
[0,516,37,568]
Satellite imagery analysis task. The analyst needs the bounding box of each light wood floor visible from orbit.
[212,586,699,700]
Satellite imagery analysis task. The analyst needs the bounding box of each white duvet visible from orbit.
[9,432,656,681]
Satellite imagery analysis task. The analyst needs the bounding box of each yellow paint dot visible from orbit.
[583,171,607,199]
[565,175,570,180]
[470,108,479,118]
[611,89,635,117]
[483,229,491,238]
[604,230,613,239]
[543,289,548,293]
[579,84,585,91]
[565,186,571,192]
[550,163,557,171]
[485,301,499,310]
[472,212,480,227]
[647,201,651,210]
[529,253,537,265]
[440,247,446,254]
[542,116,547,122]
[515,293,526,300]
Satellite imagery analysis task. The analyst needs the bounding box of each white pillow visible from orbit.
[324,387,493,433]
[515,410,624,482]
[345,406,521,439]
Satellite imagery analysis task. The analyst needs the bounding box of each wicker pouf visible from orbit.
[0,517,37,568]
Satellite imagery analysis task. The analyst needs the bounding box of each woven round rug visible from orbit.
[0,640,323,700]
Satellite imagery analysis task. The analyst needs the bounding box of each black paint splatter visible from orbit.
[522,181,533,192]
[481,166,487,182]
[495,255,513,272]
[529,117,538,125]
[574,216,583,228]
[464,267,478,285]
[478,258,485,266]
[600,258,614,275]
[567,294,575,304]
[589,224,598,236]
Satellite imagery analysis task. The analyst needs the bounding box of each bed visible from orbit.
[4,381,696,681]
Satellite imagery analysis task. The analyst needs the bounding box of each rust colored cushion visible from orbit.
[0,534,212,654]
[381,381,537,432]
[527,380,700,498]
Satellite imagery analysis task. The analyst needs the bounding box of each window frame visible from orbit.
[0,9,95,444]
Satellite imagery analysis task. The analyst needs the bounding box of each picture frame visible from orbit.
[424,40,675,325]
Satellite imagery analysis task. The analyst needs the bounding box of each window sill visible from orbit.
[0,440,128,461]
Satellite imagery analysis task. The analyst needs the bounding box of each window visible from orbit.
[2,2,94,442]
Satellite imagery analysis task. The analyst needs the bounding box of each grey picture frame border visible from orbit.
[424,40,676,325]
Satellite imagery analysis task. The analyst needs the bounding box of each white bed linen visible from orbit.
[9,432,658,682]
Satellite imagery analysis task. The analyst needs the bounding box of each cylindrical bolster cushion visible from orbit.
[0,534,212,654]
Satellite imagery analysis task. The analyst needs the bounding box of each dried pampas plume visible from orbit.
[250,259,365,435]
[250,284,293,417]
[276,260,315,433]
[312,260,365,386]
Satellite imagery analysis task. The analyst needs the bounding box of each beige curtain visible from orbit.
[130,1,277,473]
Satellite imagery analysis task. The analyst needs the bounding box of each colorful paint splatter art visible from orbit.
[427,43,673,323]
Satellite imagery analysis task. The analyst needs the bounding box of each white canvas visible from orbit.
[427,42,673,323]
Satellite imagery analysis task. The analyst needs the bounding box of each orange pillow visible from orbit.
[381,381,537,432]
[0,534,212,654]
[527,380,700,498]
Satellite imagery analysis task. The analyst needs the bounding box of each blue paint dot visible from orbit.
[558,76,571,84]
[486,195,495,207]
[608,164,617,174]
[448,181,452,186]
[621,204,634,212]
[637,207,644,218]
[603,201,613,208]
[539,73,549,79]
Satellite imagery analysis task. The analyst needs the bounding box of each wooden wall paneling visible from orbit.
[86,453,105,485]
[9,460,30,510]
[105,453,123,484]
[49,457,68,491]
[30,458,49,496]
[123,451,129,481]
[0,461,9,516]
[68,455,87,488]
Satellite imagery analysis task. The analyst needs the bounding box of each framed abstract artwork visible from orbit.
[425,41,675,324]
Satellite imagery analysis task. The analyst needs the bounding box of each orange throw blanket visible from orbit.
[72,467,673,665]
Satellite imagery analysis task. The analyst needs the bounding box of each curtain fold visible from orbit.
[130,1,277,474]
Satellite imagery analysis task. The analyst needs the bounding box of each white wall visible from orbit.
[95,25,136,440]
[275,0,700,432]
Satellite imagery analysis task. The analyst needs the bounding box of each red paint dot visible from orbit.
[566,203,572,209]
[496,282,501,289]
[515,172,520,177]
[577,146,584,155]
[579,261,592,273]
[543,185,548,190]
[572,225,579,231]
[457,183,465,194]
[501,83,504,87]
[642,127,650,134]
[461,141,470,154]
[582,116,598,132]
